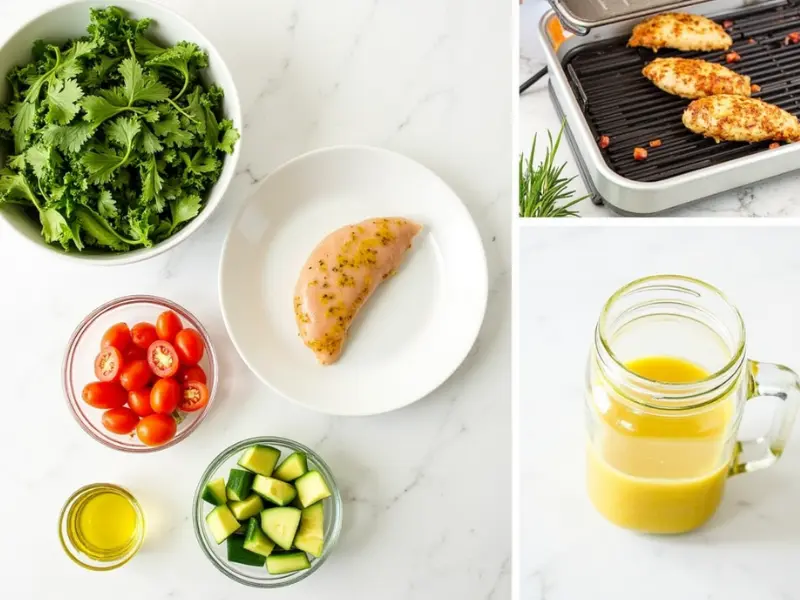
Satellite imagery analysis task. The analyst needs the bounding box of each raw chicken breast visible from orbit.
[628,13,732,52]
[682,95,800,142]
[294,217,422,365]
[643,58,750,99]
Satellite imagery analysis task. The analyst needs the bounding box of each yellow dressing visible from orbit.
[587,356,733,533]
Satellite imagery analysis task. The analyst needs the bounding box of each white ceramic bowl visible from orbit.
[0,0,242,265]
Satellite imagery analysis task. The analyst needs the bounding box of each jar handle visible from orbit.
[730,360,800,476]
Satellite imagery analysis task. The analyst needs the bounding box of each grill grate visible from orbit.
[565,1,800,182]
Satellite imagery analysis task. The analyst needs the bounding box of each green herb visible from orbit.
[519,119,587,218]
[0,6,239,252]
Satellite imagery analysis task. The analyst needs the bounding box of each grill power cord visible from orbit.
[520,66,548,94]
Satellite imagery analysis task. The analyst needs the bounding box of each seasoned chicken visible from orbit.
[682,95,800,142]
[294,217,422,365]
[643,58,750,99]
[628,13,732,52]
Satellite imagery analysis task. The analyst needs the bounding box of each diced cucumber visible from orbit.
[272,452,308,482]
[229,494,264,521]
[266,552,311,575]
[201,477,227,506]
[295,470,332,507]
[260,507,302,550]
[238,444,281,476]
[205,505,240,544]
[227,534,266,567]
[244,517,275,557]
[226,469,254,502]
[252,475,297,506]
[293,502,324,557]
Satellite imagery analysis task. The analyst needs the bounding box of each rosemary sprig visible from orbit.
[519,119,588,218]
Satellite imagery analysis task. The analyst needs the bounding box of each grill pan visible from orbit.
[540,0,800,214]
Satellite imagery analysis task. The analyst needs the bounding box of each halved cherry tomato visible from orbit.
[151,378,180,414]
[180,381,209,412]
[101,323,131,352]
[147,340,180,377]
[174,329,204,366]
[101,407,140,434]
[131,322,158,349]
[136,413,177,446]
[179,365,207,385]
[82,381,127,409]
[119,359,152,392]
[94,347,123,382]
[156,310,183,342]
[125,344,147,362]
[128,387,154,417]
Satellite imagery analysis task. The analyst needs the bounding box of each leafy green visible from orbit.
[0,6,239,252]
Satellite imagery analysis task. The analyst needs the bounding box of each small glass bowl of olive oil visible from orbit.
[58,483,145,571]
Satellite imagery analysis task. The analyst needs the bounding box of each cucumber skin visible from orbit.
[226,469,255,501]
[244,517,275,558]
[227,535,266,567]
[201,478,227,506]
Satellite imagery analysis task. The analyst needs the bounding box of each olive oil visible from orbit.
[63,484,143,566]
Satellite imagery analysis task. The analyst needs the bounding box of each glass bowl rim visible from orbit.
[192,436,343,588]
[62,294,218,453]
[58,482,145,571]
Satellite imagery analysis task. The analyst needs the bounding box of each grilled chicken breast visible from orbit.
[628,13,732,52]
[643,58,750,99]
[294,217,422,365]
[682,95,800,142]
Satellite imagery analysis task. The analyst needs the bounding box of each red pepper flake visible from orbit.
[633,147,648,160]
[769,142,781,149]
[748,38,757,44]
[598,135,610,149]
[725,51,741,63]
[723,19,734,29]
[751,83,761,93]
[649,139,662,148]
[789,32,800,44]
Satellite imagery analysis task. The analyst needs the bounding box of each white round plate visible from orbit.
[219,146,487,416]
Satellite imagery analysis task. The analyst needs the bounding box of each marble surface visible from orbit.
[0,1,511,598]
[519,225,800,599]
[519,1,800,217]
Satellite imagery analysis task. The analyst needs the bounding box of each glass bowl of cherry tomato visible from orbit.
[63,295,218,452]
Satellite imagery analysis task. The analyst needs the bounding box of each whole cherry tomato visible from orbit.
[136,414,177,446]
[101,407,140,434]
[156,310,183,342]
[119,359,151,392]
[151,378,181,414]
[174,329,205,366]
[131,322,158,349]
[82,381,127,409]
[179,365,207,385]
[101,323,131,352]
[128,387,154,417]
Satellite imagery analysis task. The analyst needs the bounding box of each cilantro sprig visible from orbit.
[0,6,239,252]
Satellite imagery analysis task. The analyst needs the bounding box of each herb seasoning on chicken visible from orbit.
[294,218,422,365]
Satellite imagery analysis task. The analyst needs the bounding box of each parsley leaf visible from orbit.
[0,6,238,253]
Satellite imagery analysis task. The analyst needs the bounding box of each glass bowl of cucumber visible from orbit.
[192,436,343,587]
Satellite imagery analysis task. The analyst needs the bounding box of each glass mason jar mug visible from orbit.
[585,275,799,534]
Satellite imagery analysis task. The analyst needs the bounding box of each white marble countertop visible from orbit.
[519,225,800,599]
[0,1,511,598]
[520,1,800,217]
